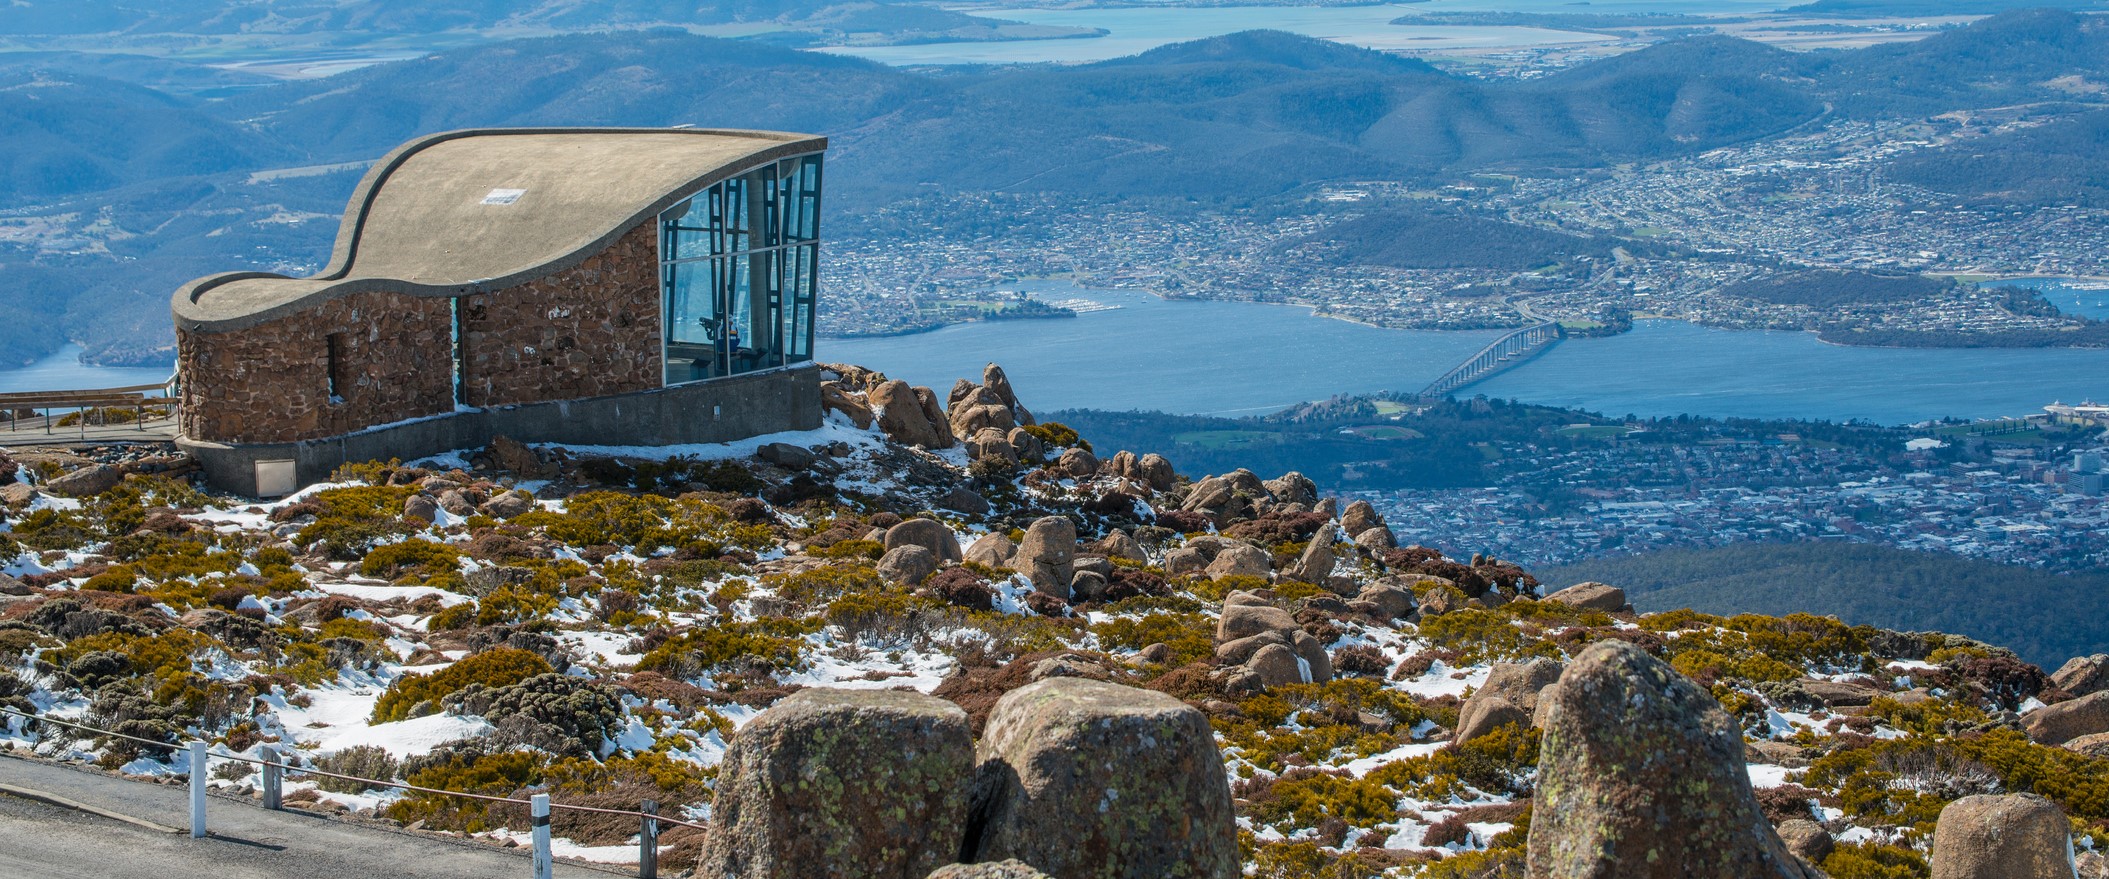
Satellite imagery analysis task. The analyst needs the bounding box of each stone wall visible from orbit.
[177,290,454,444]
[461,221,661,408]
[179,221,663,445]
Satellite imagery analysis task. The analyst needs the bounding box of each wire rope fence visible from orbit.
[0,706,696,879]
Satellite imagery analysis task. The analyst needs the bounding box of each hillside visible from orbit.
[1889,108,2109,208]
[11,11,2109,362]
[0,0,1081,47]
[1542,542,2109,668]
[2,367,2106,876]
[1296,208,1623,271]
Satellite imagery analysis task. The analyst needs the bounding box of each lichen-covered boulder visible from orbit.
[1339,500,1384,538]
[1543,582,1627,613]
[873,380,950,449]
[1282,523,1340,585]
[1263,471,1318,508]
[964,532,1018,570]
[968,678,1237,879]
[1453,694,1529,744]
[927,861,1054,879]
[1015,517,1077,598]
[1930,794,2075,879]
[1355,582,1416,621]
[1527,641,1819,879]
[2025,691,2109,746]
[700,688,973,879]
[887,518,964,564]
[878,545,939,587]
[1204,543,1271,581]
[1477,658,1564,717]
[1775,819,1833,867]
[2053,654,2109,698]
[1134,453,1175,491]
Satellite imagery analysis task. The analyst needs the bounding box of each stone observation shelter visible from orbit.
[172,127,827,496]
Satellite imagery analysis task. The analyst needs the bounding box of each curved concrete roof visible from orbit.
[174,127,826,333]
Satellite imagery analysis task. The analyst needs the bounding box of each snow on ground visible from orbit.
[543,420,883,463]
[1396,662,1490,700]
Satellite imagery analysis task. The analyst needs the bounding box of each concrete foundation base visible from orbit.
[179,364,822,497]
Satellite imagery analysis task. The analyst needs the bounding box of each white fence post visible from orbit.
[531,793,552,879]
[260,746,282,811]
[188,741,207,839]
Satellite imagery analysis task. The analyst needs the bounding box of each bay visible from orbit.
[816,2,1790,66]
[824,283,2109,425]
[0,345,173,395]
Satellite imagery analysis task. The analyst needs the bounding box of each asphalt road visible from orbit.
[0,753,615,879]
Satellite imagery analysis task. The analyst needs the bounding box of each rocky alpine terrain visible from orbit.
[1,362,2105,878]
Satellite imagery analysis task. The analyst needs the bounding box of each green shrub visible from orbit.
[1021,422,1088,452]
[635,620,815,680]
[1823,842,1930,879]
[1417,608,1561,665]
[384,748,547,832]
[1247,770,1397,828]
[360,539,460,579]
[370,648,553,723]
[314,745,401,793]
[427,602,477,631]
[813,539,885,560]
[296,486,416,560]
[1092,612,1214,665]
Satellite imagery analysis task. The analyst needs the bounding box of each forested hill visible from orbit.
[9,11,2109,364]
[1542,542,2109,667]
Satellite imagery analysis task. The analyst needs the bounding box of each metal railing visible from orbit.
[0,374,180,442]
[0,707,698,879]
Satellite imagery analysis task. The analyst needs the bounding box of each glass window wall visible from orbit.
[661,154,821,385]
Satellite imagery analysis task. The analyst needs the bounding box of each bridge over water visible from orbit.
[1416,320,1563,400]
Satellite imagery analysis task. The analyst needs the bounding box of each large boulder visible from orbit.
[1543,582,1628,613]
[1055,448,1098,480]
[887,518,964,564]
[1204,543,1271,581]
[1354,526,1397,551]
[1775,820,1833,867]
[1216,601,1300,644]
[2064,732,2109,758]
[927,861,1054,879]
[964,532,1018,570]
[872,380,951,449]
[949,387,1018,440]
[1015,517,1077,599]
[1355,582,1417,621]
[1281,523,1340,585]
[1470,657,1564,731]
[1453,695,1530,744]
[967,678,1237,879]
[699,689,973,879]
[878,545,940,587]
[1263,472,1318,508]
[1134,454,1176,491]
[1929,794,2075,879]
[45,464,123,498]
[2025,691,2109,746]
[2053,654,2109,698]
[1527,641,1819,879]
[1339,501,1384,538]
[822,382,875,429]
[982,363,1033,426]
[913,387,955,449]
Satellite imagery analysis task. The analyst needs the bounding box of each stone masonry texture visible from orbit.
[180,221,663,444]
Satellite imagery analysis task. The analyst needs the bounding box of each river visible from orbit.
[823,281,2109,424]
